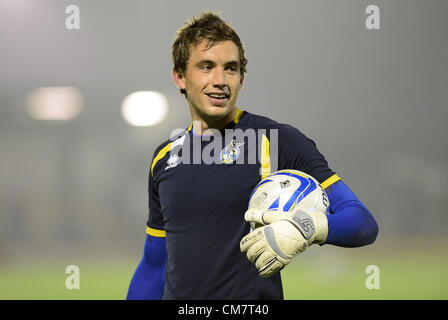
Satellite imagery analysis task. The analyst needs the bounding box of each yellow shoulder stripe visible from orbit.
[261,134,271,179]
[321,173,341,190]
[151,142,172,176]
[233,108,244,124]
[146,226,166,238]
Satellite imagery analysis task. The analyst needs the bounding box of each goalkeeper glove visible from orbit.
[240,207,329,278]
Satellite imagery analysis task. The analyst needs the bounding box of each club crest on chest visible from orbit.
[220,139,245,164]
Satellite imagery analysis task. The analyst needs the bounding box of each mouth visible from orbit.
[205,92,230,106]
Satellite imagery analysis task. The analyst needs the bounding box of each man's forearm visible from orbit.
[127,234,167,300]
[323,180,378,247]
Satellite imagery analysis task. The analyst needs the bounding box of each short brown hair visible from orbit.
[172,12,248,94]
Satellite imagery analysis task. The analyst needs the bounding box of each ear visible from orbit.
[172,69,186,91]
[239,74,244,90]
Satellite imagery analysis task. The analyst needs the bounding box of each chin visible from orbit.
[203,105,233,118]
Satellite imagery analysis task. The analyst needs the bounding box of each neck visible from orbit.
[190,108,237,136]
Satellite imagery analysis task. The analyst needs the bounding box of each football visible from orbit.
[248,169,330,229]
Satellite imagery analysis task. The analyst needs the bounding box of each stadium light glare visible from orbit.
[26,86,83,121]
[121,91,168,127]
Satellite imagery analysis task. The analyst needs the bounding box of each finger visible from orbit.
[259,211,291,225]
[244,208,267,225]
[245,208,287,225]
[259,258,284,278]
[246,238,267,263]
[240,227,264,252]
[255,250,275,272]
[255,250,285,278]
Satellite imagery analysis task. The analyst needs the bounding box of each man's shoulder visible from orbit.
[240,110,278,128]
[152,137,173,159]
[240,110,305,136]
[149,129,190,176]
[151,126,190,155]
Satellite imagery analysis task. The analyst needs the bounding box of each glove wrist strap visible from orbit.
[288,209,329,245]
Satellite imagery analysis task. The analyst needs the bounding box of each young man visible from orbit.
[127,12,378,300]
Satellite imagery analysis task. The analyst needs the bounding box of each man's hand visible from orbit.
[240,207,329,278]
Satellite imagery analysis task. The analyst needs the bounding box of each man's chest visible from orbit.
[157,161,261,227]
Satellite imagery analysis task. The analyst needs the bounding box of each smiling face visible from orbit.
[173,40,244,129]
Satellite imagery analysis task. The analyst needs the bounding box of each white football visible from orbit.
[248,169,330,229]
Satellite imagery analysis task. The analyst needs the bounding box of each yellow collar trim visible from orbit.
[187,108,244,132]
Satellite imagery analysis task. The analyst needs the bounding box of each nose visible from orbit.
[212,67,227,88]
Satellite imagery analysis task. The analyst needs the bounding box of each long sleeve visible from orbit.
[127,234,167,300]
[324,180,378,247]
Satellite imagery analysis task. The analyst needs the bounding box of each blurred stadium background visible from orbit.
[0,0,447,299]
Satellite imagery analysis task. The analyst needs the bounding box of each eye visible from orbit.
[200,64,212,71]
[226,65,239,73]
